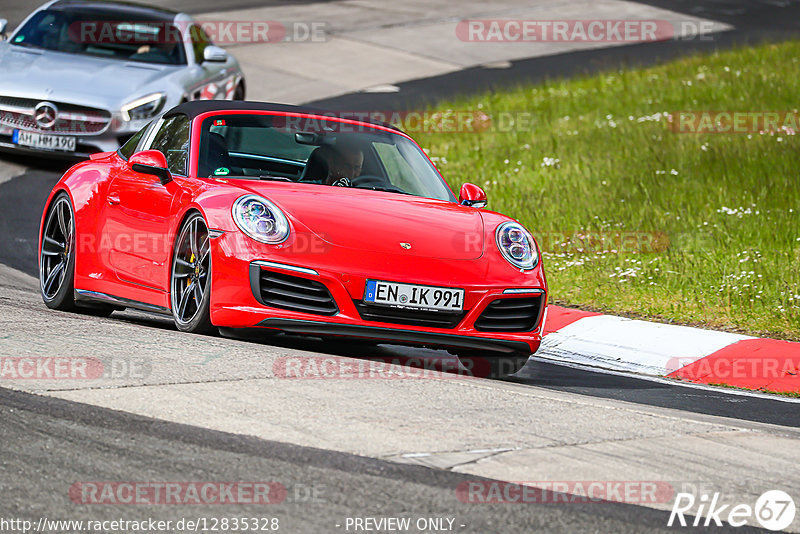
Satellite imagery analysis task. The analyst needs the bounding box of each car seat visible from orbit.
[200,132,242,177]
[299,146,333,182]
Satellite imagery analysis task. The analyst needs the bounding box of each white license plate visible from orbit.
[364,280,464,312]
[13,130,76,152]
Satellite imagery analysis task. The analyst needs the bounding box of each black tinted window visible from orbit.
[12,9,187,65]
[117,127,147,159]
[149,115,190,175]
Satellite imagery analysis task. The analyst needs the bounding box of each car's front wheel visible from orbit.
[40,193,118,317]
[170,212,215,334]
[40,193,77,311]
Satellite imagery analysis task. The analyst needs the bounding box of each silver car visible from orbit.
[0,0,245,158]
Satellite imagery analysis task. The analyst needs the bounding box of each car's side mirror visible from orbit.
[0,19,8,40]
[203,45,228,63]
[129,150,172,185]
[459,183,487,208]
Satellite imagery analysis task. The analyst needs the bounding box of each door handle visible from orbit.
[107,194,120,205]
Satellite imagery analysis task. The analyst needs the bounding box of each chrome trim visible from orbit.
[496,221,538,270]
[139,117,164,150]
[0,97,113,136]
[208,229,225,238]
[0,102,33,114]
[460,199,487,209]
[252,260,318,276]
[232,194,291,245]
[503,288,545,295]
[34,101,57,129]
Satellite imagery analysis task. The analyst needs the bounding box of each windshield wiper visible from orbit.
[259,175,293,182]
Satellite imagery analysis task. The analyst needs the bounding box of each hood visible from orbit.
[236,183,485,260]
[0,44,179,109]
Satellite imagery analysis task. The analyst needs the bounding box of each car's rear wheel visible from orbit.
[456,350,531,378]
[170,213,215,334]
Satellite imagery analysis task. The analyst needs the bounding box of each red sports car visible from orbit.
[38,101,548,377]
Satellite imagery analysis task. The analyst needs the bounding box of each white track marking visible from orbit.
[538,315,754,376]
[530,355,800,404]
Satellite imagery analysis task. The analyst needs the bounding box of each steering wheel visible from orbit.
[350,175,384,187]
[350,175,406,193]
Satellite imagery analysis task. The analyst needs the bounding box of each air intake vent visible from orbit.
[354,301,466,329]
[251,266,338,316]
[474,297,543,332]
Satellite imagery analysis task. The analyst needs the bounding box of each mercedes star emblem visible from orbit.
[34,102,58,129]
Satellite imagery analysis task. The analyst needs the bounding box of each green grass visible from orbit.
[414,40,800,340]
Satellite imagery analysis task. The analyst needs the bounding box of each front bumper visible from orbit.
[257,318,534,354]
[0,128,134,159]
[0,101,150,159]
[209,230,547,354]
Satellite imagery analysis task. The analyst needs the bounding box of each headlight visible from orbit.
[232,195,291,244]
[496,221,538,270]
[121,93,166,121]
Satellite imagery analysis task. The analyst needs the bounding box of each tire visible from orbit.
[40,193,119,317]
[40,193,77,311]
[170,212,215,334]
[456,350,531,379]
[233,83,245,100]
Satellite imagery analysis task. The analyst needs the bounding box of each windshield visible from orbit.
[197,114,456,202]
[10,9,186,65]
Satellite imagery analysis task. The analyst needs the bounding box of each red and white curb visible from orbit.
[538,307,800,394]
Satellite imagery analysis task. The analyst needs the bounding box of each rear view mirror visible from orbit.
[129,150,172,185]
[203,45,228,63]
[295,132,322,145]
[459,183,487,208]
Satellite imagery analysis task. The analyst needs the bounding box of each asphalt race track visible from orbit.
[1,0,799,532]
[3,387,758,533]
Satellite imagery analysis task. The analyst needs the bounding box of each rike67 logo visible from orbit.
[668,490,796,531]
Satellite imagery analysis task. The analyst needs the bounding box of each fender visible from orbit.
[39,159,115,292]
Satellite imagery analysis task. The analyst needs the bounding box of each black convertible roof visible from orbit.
[166,100,401,131]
